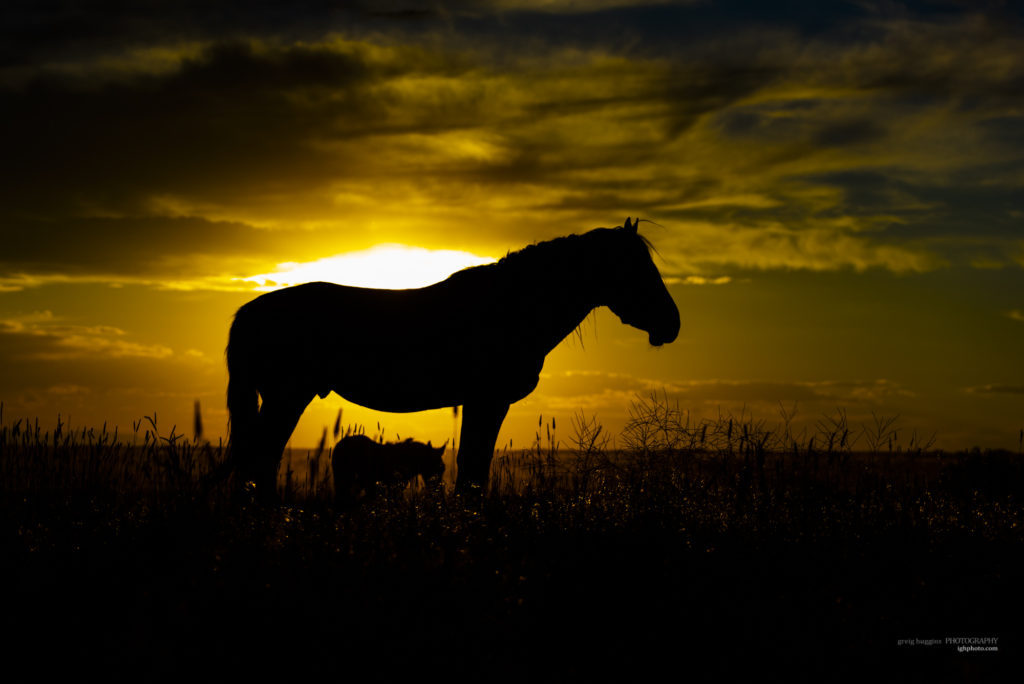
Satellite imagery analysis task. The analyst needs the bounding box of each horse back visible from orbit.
[230,278,541,407]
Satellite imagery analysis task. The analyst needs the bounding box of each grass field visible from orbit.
[1,396,1020,681]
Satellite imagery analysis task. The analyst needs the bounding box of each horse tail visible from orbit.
[226,311,259,464]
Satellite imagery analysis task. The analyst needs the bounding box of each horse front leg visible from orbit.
[455,400,510,493]
[242,391,311,502]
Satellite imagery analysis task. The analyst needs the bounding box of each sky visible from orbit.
[1,0,1022,452]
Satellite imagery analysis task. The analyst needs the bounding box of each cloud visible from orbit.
[0,213,348,291]
[654,221,944,275]
[1,39,411,218]
[664,378,914,403]
[46,384,93,396]
[667,276,732,285]
[490,0,685,11]
[0,2,1021,289]
[0,311,173,360]
[967,384,1024,396]
[538,370,913,408]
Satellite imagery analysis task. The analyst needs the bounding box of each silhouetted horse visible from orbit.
[226,217,679,498]
[332,434,445,505]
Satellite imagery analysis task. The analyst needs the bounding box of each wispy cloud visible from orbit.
[0,312,173,360]
[538,370,913,407]
[670,275,732,286]
[0,271,264,294]
[967,384,1024,396]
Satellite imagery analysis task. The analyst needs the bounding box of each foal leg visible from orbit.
[455,400,510,493]
[248,392,311,501]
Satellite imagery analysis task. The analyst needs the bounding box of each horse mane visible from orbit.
[477,225,656,348]
[495,233,589,276]
[492,225,654,279]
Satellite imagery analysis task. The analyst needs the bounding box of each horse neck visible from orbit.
[508,262,600,355]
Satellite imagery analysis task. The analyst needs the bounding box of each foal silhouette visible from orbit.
[332,434,446,505]
[226,217,679,497]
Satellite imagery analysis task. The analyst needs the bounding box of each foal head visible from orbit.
[593,217,680,347]
[407,439,446,483]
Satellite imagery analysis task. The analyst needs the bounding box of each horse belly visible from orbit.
[333,349,542,413]
[337,383,463,413]
[329,351,466,412]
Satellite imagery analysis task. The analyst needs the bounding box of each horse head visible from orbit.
[598,217,680,347]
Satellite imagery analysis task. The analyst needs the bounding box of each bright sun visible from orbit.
[241,244,497,291]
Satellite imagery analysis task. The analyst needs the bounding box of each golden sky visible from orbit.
[1,1,1022,450]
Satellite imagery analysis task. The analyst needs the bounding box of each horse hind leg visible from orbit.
[245,391,312,501]
[455,400,510,493]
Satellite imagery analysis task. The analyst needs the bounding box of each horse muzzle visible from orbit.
[648,316,680,346]
[648,329,678,346]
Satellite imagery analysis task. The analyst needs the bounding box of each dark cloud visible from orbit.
[0,216,292,279]
[0,0,1021,283]
[0,1,447,70]
[660,63,784,139]
[1,40,408,216]
[715,105,888,149]
[795,168,1024,248]
[813,119,887,148]
[796,171,919,215]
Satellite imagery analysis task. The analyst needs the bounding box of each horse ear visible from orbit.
[426,440,432,447]
[625,217,637,233]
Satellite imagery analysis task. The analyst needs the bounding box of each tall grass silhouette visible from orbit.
[2,396,1020,680]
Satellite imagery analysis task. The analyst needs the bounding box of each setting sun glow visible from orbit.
[241,245,497,290]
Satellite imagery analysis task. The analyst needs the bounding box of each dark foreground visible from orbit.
[2,415,1021,681]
